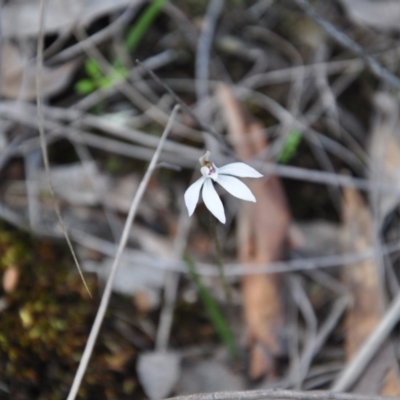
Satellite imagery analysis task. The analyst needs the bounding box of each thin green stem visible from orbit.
[184,251,237,358]
[210,214,231,303]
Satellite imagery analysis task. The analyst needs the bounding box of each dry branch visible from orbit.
[166,388,394,400]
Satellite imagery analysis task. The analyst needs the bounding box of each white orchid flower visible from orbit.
[184,151,263,224]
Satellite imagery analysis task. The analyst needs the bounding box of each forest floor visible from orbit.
[1,1,400,399]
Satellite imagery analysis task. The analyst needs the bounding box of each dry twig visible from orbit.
[332,288,400,392]
[36,0,91,296]
[293,0,400,91]
[66,105,180,400]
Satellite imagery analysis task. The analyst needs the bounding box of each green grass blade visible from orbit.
[184,252,237,358]
[125,0,167,52]
[278,129,302,164]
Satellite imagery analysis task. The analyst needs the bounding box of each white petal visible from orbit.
[218,162,263,178]
[202,179,226,224]
[217,175,256,202]
[184,177,205,216]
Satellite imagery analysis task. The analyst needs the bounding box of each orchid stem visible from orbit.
[210,214,231,303]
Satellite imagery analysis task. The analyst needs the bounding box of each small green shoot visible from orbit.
[75,0,166,96]
[125,0,167,52]
[278,129,302,163]
[75,79,96,95]
[85,58,102,78]
[184,251,237,358]
[75,58,128,95]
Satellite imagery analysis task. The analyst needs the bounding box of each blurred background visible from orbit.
[1,0,400,399]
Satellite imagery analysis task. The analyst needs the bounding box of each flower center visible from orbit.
[206,162,216,175]
[200,162,218,181]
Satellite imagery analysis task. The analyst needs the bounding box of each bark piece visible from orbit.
[341,187,400,394]
[217,83,290,379]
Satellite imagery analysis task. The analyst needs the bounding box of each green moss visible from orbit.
[0,223,137,399]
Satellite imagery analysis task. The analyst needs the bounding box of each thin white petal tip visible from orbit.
[184,177,205,217]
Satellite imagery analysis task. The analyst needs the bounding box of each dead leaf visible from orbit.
[2,0,137,37]
[85,254,164,309]
[34,162,109,206]
[137,351,180,400]
[84,227,174,309]
[341,187,400,394]
[3,266,19,293]
[1,41,78,100]
[217,83,290,379]
[340,0,400,31]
